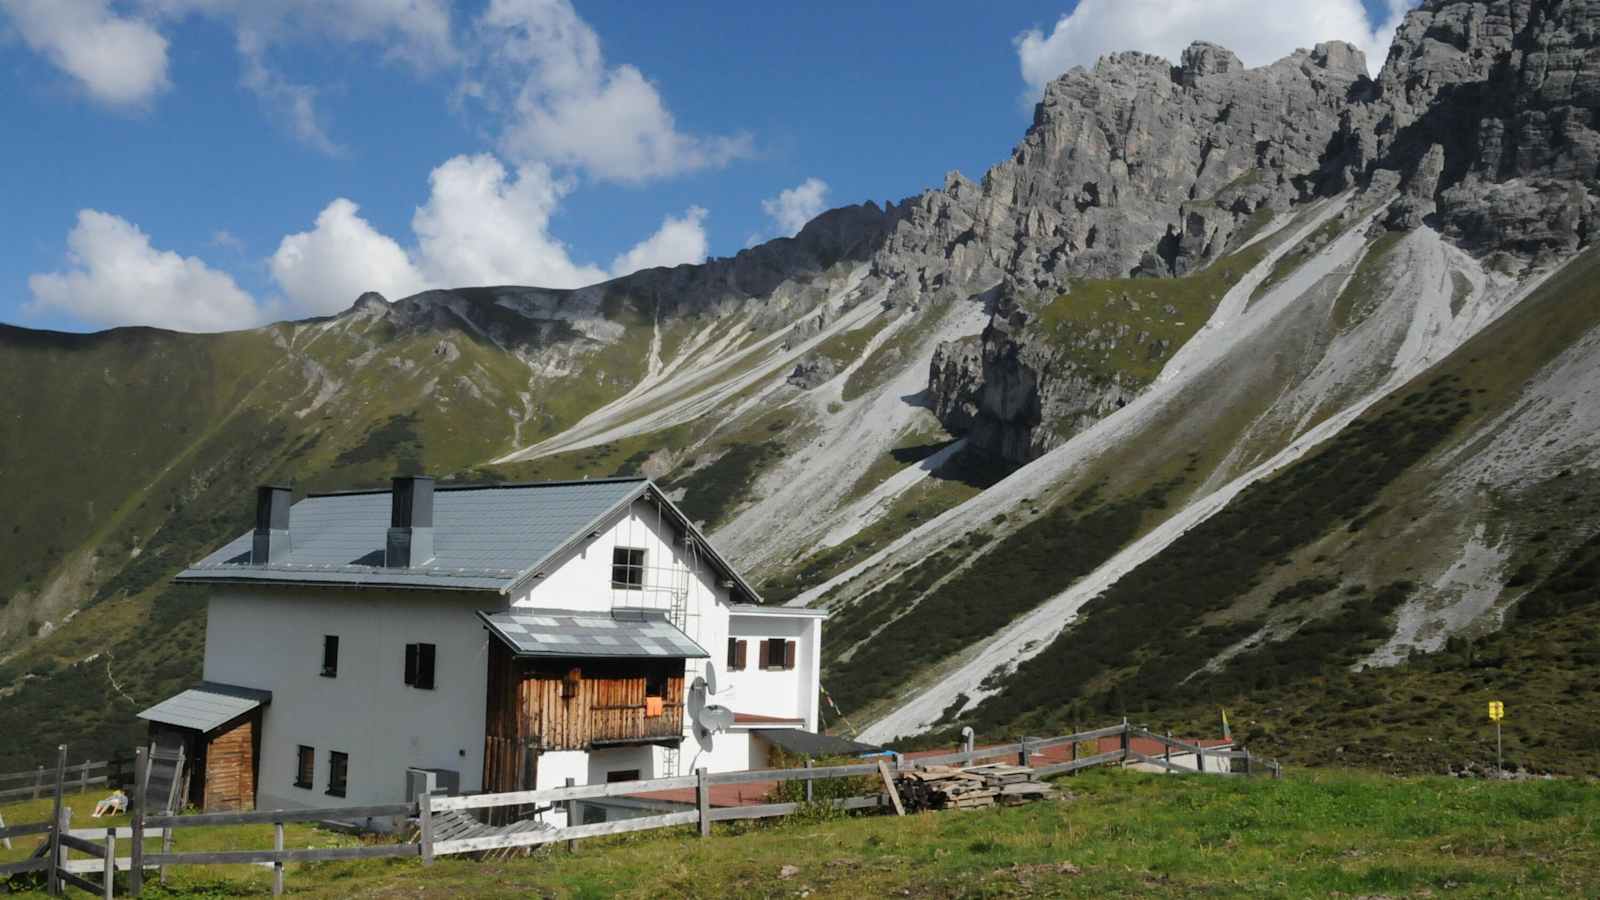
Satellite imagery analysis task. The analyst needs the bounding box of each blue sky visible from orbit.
[0,0,1413,333]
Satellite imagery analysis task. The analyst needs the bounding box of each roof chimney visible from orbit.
[386,475,435,568]
[251,485,293,565]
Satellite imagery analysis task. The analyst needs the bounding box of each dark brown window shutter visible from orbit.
[734,640,747,670]
[404,643,418,686]
[726,637,738,669]
[783,640,796,670]
[758,640,770,669]
[417,643,436,690]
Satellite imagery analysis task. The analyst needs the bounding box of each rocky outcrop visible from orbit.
[929,287,1144,465]
[1351,0,1600,259]
[786,354,839,390]
[875,38,1368,297]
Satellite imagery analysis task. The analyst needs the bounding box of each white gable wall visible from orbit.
[511,498,750,775]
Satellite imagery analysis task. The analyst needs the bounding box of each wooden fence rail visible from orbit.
[0,759,112,801]
[6,723,1281,895]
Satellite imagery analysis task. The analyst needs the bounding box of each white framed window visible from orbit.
[612,547,646,589]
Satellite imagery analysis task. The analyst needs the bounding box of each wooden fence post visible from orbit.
[1164,731,1172,768]
[33,765,45,801]
[1196,748,1206,773]
[273,821,285,896]
[876,759,904,817]
[418,793,434,867]
[159,822,174,885]
[804,760,813,803]
[1018,738,1030,768]
[48,744,66,896]
[129,746,147,897]
[104,827,116,900]
[52,806,71,897]
[696,769,710,838]
[1119,720,1130,764]
[79,761,90,794]
[564,777,577,852]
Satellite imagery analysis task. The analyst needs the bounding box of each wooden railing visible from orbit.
[5,723,1279,895]
[416,721,1282,859]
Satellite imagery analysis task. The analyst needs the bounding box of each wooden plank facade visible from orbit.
[484,641,686,793]
[202,714,257,812]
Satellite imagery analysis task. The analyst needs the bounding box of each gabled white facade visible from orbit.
[200,495,825,814]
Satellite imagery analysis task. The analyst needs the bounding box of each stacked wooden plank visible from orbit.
[895,764,1054,812]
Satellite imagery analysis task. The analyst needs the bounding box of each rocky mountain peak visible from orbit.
[1354,0,1599,257]
[1179,41,1244,83]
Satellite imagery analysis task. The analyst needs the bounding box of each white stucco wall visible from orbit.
[203,586,498,809]
[725,612,823,731]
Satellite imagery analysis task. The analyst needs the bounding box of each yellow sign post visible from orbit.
[1488,701,1505,774]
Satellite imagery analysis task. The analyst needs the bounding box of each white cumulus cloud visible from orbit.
[478,0,751,182]
[610,206,709,277]
[412,154,605,289]
[0,0,170,107]
[27,210,260,331]
[1015,0,1419,96]
[761,178,830,238]
[270,153,713,314]
[269,198,425,316]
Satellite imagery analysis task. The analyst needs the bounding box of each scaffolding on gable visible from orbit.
[606,491,707,777]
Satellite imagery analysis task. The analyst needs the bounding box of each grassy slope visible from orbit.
[950,247,1600,769]
[7,769,1597,898]
[812,231,1295,721]
[0,296,669,771]
[0,326,283,612]
[1033,234,1275,387]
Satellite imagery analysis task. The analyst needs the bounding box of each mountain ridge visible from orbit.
[2,0,1598,774]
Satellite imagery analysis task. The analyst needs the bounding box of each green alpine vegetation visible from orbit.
[8,769,1599,897]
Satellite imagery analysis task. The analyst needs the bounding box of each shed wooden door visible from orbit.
[203,712,258,811]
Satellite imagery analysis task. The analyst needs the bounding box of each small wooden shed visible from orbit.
[137,681,271,812]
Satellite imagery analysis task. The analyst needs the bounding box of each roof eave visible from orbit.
[175,571,506,593]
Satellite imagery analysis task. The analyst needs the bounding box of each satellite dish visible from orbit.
[703,662,720,695]
[695,704,734,735]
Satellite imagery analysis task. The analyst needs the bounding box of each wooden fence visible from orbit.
[0,758,113,802]
[2,723,1280,896]
[415,721,1281,858]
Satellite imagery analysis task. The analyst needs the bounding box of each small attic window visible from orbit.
[612,547,646,590]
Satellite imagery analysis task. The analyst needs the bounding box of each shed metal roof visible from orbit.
[137,682,272,733]
[756,728,881,757]
[174,477,760,602]
[479,607,710,659]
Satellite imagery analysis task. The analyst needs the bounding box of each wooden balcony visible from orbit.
[483,641,685,779]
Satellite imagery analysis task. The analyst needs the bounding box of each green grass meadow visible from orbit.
[6,768,1599,897]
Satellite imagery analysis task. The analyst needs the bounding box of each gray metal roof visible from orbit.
[137,682,272,733]
[174,477,759,600]
[756,728,881,757]
[479,607,710,659]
